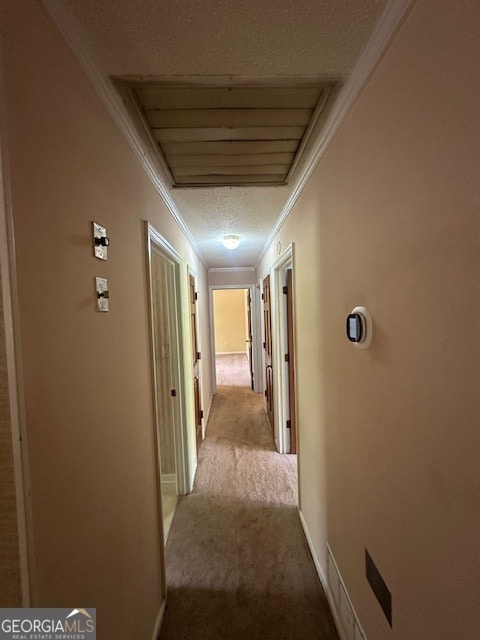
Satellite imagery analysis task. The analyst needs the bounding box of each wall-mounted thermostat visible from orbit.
[92,222,110,260]
[346,306,372,349]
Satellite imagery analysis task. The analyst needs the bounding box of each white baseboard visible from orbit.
[215,351,247,355]
[150,600,166,640]
[326,542,368,640]
[298,509,350,640]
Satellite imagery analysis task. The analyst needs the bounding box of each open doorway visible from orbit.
[151,246,178,541]
[147,224,188,546]
[212,288,251,388]
[265,243,297,455]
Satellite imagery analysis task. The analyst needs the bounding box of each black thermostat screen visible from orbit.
[347,313,363,342]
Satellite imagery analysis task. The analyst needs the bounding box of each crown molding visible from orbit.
[40,0,208,269]
[257,0,415,267]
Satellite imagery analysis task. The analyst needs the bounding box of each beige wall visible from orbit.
[0,0,211,636]
[208,268,256,287]
[213,289,248,353]
[0,263,22,606]
[257,1,480,638]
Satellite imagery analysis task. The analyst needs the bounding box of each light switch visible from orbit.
[95,277,109,312]
[92,221,109,260]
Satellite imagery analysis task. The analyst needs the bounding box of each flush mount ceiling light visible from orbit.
[222,235,241,250]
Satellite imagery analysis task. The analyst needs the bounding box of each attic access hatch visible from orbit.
[116,80,334,187]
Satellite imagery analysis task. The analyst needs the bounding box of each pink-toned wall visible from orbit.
[257,1,480,638]
[0,0,211,636]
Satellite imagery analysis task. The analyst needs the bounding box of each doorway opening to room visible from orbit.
[212,288,252,389]
[147,224,189,548]
[209,285,261,394]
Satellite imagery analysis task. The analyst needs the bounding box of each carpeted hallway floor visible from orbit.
[159,361,339,640]
[215,352,251,387]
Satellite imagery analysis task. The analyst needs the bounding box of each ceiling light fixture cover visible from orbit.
[222,235,241,250]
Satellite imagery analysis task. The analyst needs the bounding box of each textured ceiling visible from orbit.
[63,0,386,77]
[173,185,291,266]
[62,0,387,267]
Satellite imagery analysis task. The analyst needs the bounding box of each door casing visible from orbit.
[264,243,297,454]
[188,269,203,452]
[263,275,274,433]
[146,224,191,498]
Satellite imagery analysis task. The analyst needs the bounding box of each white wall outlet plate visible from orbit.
[93,221,109,260]
[95,277,109,312]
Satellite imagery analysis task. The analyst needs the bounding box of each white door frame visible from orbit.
[187,265,205,442]
[270,243,294,454]
[209,284,261,395]
[146,223,190,497]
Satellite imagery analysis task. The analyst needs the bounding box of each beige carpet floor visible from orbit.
[159,384,339,640]
[216,353,251,387]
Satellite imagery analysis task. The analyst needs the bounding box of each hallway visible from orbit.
[159,380,338,640]
[2,2,479,638]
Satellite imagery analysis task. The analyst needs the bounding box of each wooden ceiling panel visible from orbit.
[134,85,323,110]
[146,107,313,129]
[172,164,290,177]
[168,153,295,167]
[175,174,287,185]
[152,126,306,143]
[122,81,334,186]
[161,140,300,155]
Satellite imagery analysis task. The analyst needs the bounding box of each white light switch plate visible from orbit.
[93,221,109,260]
[95,277,109,312]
